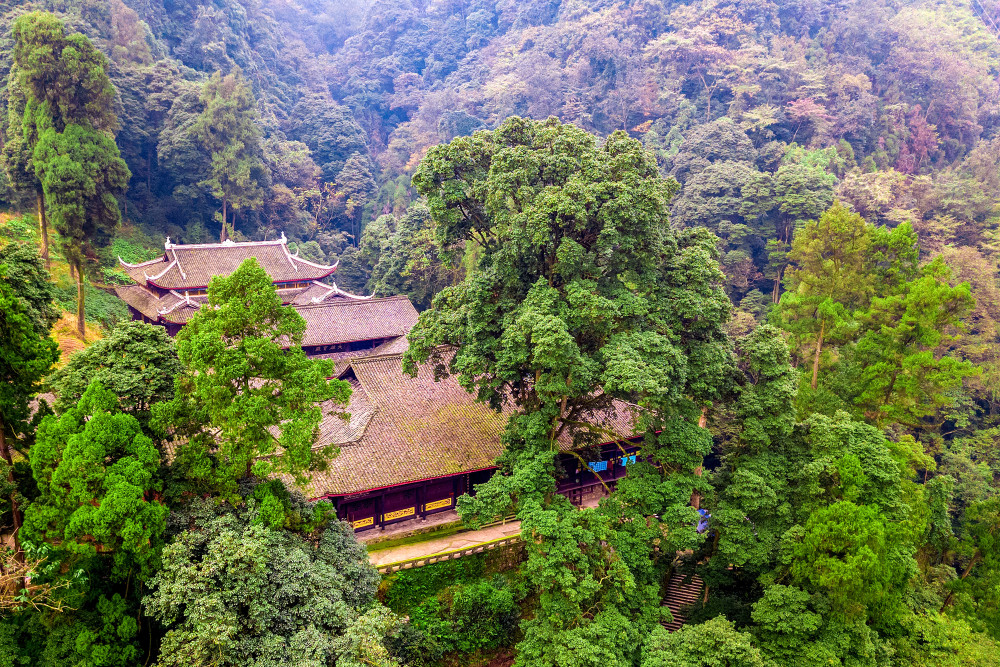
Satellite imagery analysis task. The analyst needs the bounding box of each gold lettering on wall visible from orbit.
[384,507,416,522]
[425,497,453,511]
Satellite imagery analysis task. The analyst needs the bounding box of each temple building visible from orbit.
[116,237,640,532]
[114,236,418,356]
[302,351,642,531]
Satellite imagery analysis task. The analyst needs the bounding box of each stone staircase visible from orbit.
[662,571,705,632]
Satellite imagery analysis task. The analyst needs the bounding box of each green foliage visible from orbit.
[24,381,167,580]
[384,551,489,614]
[152,258,351,496]
[143,491,388,667]
[359,203,464,310]
[11,12,118,134]
[851,258,976,428]
[0,242,59,333]
[0,590,145,667]
[0,244,59,436]
[47,320,181,420]
[788,500,916,623]
[51,281,129,330]
[8,11,129,335]
[408,115,735,666]
[192,68,267,240]
[400,576,522,659]
[3,3,1000,664]
[32,122,131,261]
[641,616,767,667]
[0,248,59,550]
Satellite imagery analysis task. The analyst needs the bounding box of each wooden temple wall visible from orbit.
[334,440,642,532]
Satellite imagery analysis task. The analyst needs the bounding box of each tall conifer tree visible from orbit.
[193,68,266,241]
[0,247,59,561]
[9,11,130,338]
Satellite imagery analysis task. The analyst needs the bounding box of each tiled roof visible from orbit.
[371,336,410,356]
[297,296,419,347]
[113,285,201,322]
[298,352,640,498]
[119,238,336,289]
[116,284,416,340]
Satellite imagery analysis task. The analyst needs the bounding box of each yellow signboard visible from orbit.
[384,506,416,522]
[352,516,374,529]
[425,497,453,511]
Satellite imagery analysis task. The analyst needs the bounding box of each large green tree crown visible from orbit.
[0,242,59,336]
[192,67,266,214]
[11,11,118,134]
[25,381,167,580]
[153,258,351,496]
[33,122,131,254]
[407,116,734,423]
[0,260,59,438]
[47,320,182,419]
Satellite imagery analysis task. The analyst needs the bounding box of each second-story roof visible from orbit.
[297,296,419,348]
[298,351,640,498]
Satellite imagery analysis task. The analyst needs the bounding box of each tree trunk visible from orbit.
[36,191,49,270]
[75,258,86,339]
[811,319,825,390]
[772,266,783,304]
[0,417,23,564]
[941,552,981,611]
[220,199,228,242]
[691,407,708,509]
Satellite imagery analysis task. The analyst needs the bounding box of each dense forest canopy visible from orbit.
[1,0,997,297]
[2,0,1000,665]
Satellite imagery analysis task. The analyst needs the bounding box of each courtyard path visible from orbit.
[367,519,522,568]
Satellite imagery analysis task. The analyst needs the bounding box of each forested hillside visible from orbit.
[2,0,998,300]
[2,0,1000,666]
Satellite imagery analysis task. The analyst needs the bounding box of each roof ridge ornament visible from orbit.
[165,236,172,249]
[280,232,298,271]
[329,282,374,300]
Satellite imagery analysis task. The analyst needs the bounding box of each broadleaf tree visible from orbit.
[406,116,736,666]
[47,320,182,423]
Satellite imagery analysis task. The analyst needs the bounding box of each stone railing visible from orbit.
[378,535,522,574]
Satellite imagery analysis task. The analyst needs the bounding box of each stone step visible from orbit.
[661,571,705,633]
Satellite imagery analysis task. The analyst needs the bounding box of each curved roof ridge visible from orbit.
[156,290,195,316]
[144,257,178,281]
[281,239,299,271]
[327,282,374,300]
[118,255,165,269]
[296,293,408,309]
[293,255,339,272]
